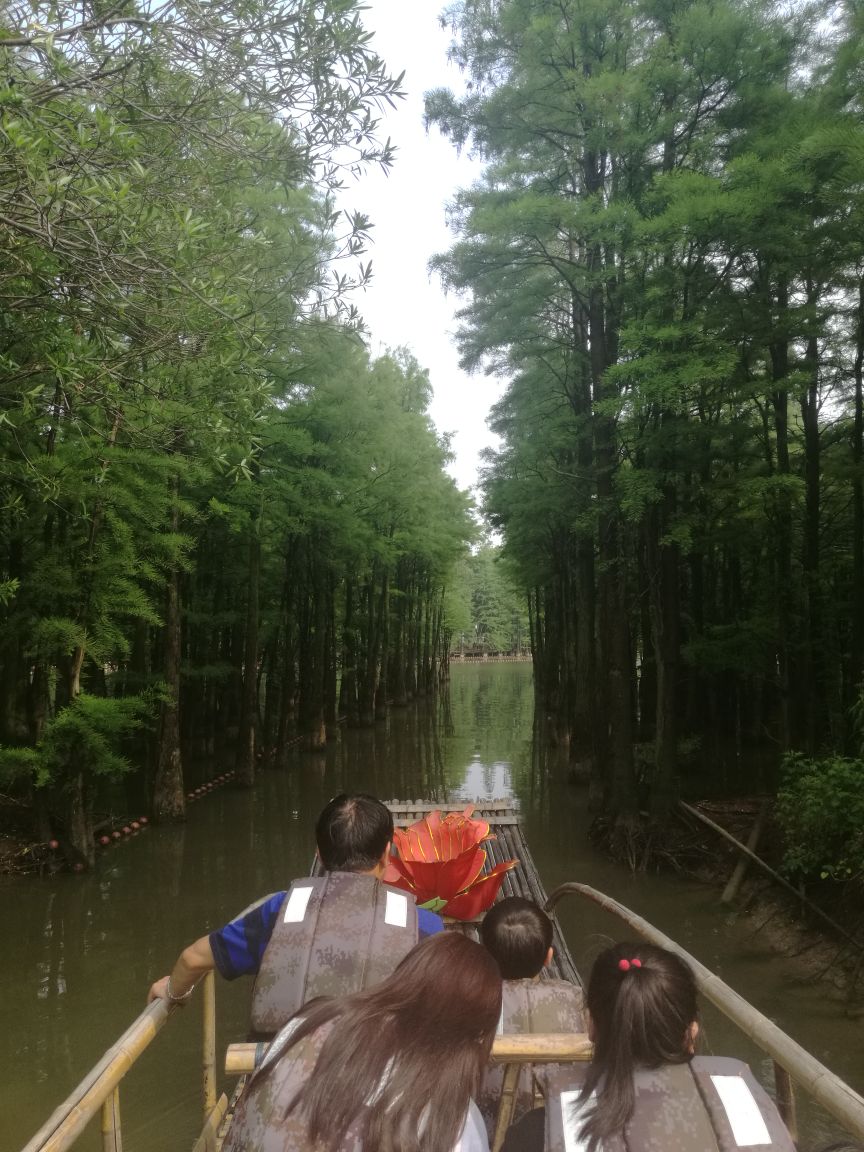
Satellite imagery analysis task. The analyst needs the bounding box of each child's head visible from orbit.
[578,942,699,1149]
[586,941,698,1062]
[480,897,553,979]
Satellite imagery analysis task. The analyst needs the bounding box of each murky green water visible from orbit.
[2,663,862,1150]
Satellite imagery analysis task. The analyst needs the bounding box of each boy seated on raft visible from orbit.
[479,897,586,1139]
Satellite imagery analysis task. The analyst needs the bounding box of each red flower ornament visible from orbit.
[383,806,518,920]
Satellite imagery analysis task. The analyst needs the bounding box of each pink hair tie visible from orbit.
[631,958,642,968]
[618,957,642,971]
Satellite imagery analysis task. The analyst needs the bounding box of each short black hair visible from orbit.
[480,897,553,979]
[315,794,393,872]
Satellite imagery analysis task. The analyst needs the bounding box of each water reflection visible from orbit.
[0,663,861,1151]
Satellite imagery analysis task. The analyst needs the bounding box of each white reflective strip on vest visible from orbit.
[560,1089,592,1152]
[283,885,314,923]
[384,891,408,927]
[710,1075,772,1146]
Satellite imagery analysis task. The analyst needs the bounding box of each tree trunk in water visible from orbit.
[324,574,338,734]
[637,533,656,743]
[849,278,864,737]
[298,555,328,751]
[770,278,793,751]
[358,575,379,726]
[341,578,359,723]
[587,215,636,818]
[154,555,186,821]
[648,487,680,816]
[800,314,824,751]
[64,773,93,869]
[375,572,390,719]
[235,518,260,787]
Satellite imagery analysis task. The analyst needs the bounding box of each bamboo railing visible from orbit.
[223,1032,594,1075]
[21,971,219,1152]
[545,882,864,1145]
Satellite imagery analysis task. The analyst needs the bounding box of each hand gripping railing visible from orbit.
[20,971,219,1152]
[544,882,864,1146]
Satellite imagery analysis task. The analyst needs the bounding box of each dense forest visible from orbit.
[447,545,531,654]
[4,0,864,886]
[429,0,864,859]
[0,0,476,863]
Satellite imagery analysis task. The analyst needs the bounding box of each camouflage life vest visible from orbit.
[222,1021,341,1152]
[479,977,586,1139]
[249,872,419,1035]
[544,1056,796,1152]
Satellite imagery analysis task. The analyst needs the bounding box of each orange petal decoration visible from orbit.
[386,809,519,920]
[440,861,518,920]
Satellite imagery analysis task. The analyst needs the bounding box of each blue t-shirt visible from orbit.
[210,889,443,981]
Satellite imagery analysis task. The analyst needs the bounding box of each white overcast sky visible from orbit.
[339,0,506,494]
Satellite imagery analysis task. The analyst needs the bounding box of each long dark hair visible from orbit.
[252,932,502,1152]
[578,942,698,1151]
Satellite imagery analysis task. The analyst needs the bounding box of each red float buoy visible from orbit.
[99,835,110,847]
[112,830,122,840]
[139,817,148,825]
[48,839,59,850]
[122,826,131,835]
[131,821,140,830]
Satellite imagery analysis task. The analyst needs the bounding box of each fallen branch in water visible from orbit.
[678,800,864,956]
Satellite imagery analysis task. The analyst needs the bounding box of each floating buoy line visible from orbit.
[18,772,239,873]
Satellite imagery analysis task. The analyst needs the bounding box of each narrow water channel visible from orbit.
[2,663,861,1151]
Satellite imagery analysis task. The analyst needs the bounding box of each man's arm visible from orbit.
[147,934,215,1004]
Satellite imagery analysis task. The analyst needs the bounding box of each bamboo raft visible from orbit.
[20,799,864,1152]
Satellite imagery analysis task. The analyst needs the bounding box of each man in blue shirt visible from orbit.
[147,794,442,1016]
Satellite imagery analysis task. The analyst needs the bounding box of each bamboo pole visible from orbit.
[545,882,864,1144]
[680,801,864,950]
[22,1000,170,1152]
[224,1034,593,1076]
[99,1089,121,1152]
[202,970,217,1125]
[191,1093,230,1152]
[721,798,771,904]
[492,1063,522,1152]
[774,1063,798,1143]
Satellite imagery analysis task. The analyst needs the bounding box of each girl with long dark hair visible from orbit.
[223,932,502,1152]
[503,941,796,1152]
[575,941,700,1149]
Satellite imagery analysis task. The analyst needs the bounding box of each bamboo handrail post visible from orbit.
[22,999,170,1152]
[544,882,864,1145]
[492,1063,521,1152]
[202,970,217,1124]
[191,1092,230,1152]
[774,1063,798,1144]
[99,1089,122,1152]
